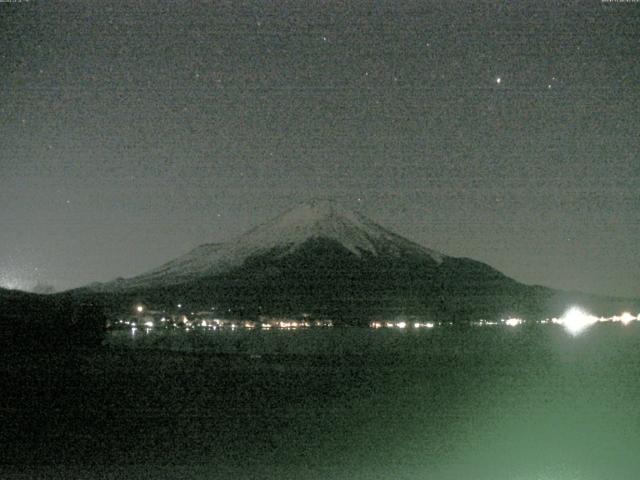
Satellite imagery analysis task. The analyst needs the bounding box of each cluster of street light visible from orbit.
[370,307,640,336]
[370,321,435,329]
[115,306,334,336]
[117,304,638,338]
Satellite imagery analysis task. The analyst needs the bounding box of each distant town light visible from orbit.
[561,307,597,336]
[136,305,144,313]
[618,312,634,325]
[504,318,522,327]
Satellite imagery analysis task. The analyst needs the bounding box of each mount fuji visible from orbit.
[96,199,444,290]
[77,200,637,323]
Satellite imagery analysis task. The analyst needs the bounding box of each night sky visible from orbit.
[1,1,638,297]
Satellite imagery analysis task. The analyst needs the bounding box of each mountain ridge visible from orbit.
[90,199,444,291]
[73,200,640,323]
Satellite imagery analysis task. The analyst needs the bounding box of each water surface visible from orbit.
[3,324,639,479]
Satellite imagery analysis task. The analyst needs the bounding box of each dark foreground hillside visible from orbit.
[2,325,640,480]
[0,289,106,352]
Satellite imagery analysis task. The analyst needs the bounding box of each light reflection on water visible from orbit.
[10,324,640,480]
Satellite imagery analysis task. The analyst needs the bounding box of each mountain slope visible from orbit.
[92,199,444,291]
[78,200,639,322]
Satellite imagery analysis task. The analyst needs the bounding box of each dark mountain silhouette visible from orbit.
[0,287,106,350]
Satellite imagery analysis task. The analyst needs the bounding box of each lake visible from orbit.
[2,323,640,479]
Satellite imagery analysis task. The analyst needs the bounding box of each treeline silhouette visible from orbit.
[0,289,106,352]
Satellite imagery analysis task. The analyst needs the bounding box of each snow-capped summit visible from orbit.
[238,199,443,260]
[96,200,444,290]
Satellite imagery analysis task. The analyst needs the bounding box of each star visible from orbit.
[496,77,502,85]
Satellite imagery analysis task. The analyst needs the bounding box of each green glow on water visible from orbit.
[5,324,640,479]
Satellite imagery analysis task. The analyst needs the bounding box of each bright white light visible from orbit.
[136,305,144,313]
[397,321,406,329]
[504,318,522,327]
[496,76,501,84]
[620,312,634,326]
[413,322,435,329]
[561,307,597,336]
[144,321,154,328]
